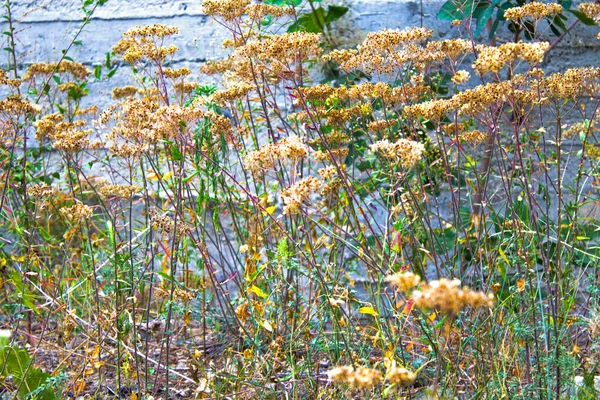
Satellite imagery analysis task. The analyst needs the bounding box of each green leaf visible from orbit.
[94,65,101,80]
[438,0,474,21]
[265,0,302,5]
[474,0,499,37]
[106,67,117,78]
[0,346,57,399]
[171,144,183,161]
[288,6,326,33]
[324,5,349,24]
[567,9,596,26]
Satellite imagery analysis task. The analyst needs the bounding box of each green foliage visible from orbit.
[0,347,60,399]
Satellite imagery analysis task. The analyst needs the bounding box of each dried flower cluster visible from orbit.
[149,210,190,238]
[324,27,434,73]
[60,202,94,221]
[0,96,42,117]
[35,113,96,152]
[370,138,425,168]
[27,182,57,198]
[326,366,382,389]
[385,272,421,293]
[243,135,310,176]
[504,2,563,21]
[281,176,321,215]
[0,69,20,87]
[563,121,594,139]
[202,0,251,21]
[101,98,210,157]
[22,61,90,81]
[113,24,179,64]
[411,279,495,316]
[472,42,549,74]
[97,181,141,199]
[452,70,470,84]
[460,129,487,144]
[579,2,600,25]
[386,364,417,386]
[112,86,139,99]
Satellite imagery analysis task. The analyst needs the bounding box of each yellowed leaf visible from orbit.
[358,306,379,317]
[428,312,437,323]
[263,205,276,215]
[249,285,268,299]
[516,278,526,293]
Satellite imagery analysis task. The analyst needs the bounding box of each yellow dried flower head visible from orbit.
[296,84,336,103]
[327,366,382,389]
[370,139,425,169]
[22,61,90,81]
[324,103,372,126]
[454,81,511,116]
[504,2,563,21]
[238,32,322,62]
[27,182,57,198]
[317,165,338,181]
[244,4,293,20]
[123,24,179,38]
[151,105,205,140]
[203,110,234,143]
[391,189,423,220]
[412,278,494,316]
[281,176,321,215]
[60,202,93,220]
[586,144,600,160]
[97,181,141,199]
[360,27,433,53]
[405,98,457,121]
[452,70,470,84]
[162,67,191,79]
[113,24,179,64]
[37,117,94,152]
[174,81,198,94]
[149,210,189,238]
[426,39,473,60]
[473,42,549,74]
[563,121,593,139]
[324,27,434,73]
[35,113,64,140]
[385,272,421,292]
[386,364,417,386]
[579,3,600,24]
[313,148,349,163]
[368,118,398,133]
[112,86,139,99]
[211,83,254,105]
[202,0,251,21]
[460,129,487,144]
[200,58,234,75]
[0,96,42,116]
[243,135,310,176]
[544,67,600,99]
[76,105,98,117]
